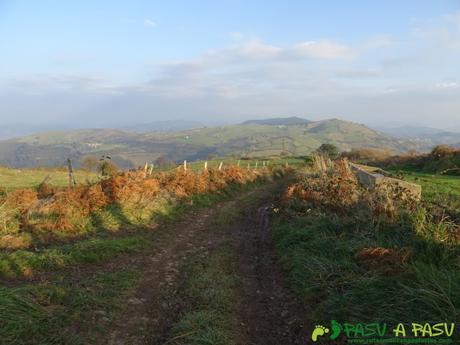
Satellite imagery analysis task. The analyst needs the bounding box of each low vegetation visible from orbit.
[272,158,460,326]
[0,269,141,345]
[346,144,460,176]
[0,163,289,278]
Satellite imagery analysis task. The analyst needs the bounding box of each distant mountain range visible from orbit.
[124,120,205,133]
[0,117,445,168]
[378,125,460,147]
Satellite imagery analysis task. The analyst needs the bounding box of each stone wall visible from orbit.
[350,163,422,200]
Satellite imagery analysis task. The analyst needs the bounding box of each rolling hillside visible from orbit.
[0,118,418,168]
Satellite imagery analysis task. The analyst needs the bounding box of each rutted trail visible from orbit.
[86,179,308,345]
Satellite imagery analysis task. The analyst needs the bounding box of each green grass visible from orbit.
[164,247,240,345]
[391,170,460,201]
[0,270,140,345]
[390,169,460,219]
[0,166,98,190]
[271,212,460,324]
[0,236,148,279]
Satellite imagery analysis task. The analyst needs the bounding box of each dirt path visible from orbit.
[89,180,308,345]
[237,196,309,345]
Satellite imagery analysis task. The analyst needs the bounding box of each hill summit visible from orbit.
[241,116,311,126]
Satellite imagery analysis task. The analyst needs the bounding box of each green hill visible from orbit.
[0,118,419,168]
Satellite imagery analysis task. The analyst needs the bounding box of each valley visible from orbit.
[0,117,418,169]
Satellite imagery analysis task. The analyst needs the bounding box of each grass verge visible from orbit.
[272,214,460,323]
[272,165,460,332]
[0,270,140,345]
[164,247,240,345]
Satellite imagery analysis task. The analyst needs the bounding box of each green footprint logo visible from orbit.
[311,325,329,342]
[330,320,342,340]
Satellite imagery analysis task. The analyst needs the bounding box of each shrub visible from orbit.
[99,160,118,177]
[341,148,393,163]
[316,143,340,158]
[430,145,458,158]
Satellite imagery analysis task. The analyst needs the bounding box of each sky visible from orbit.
[1,0,460,130]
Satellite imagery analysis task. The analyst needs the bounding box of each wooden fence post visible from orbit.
[204,161,208,171]
[237,160,241,167]
[149,164,154,175]
[183,160,187,172]
[67,158,76,187]
[218,161,223,171]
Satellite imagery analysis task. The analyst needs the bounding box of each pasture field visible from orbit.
[0,166,98,191]
[391,169,460,219]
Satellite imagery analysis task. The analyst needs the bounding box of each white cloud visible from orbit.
[144,19,157,28]
[237,41,282,59]
[292,40,355,59]
[435,81,459,89]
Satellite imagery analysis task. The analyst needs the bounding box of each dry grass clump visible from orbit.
[355,247,412,275]
[362,181,418,221]
[0,234,32,249]
[1,189,38,237]
[4,189,38,215]
[282,158,360,214]
[282,158,417,220]
[37,182,56,199]
[156,166,260,197]
[101,171,160,203]
[158,169,206,197]
[25,184,108,232]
